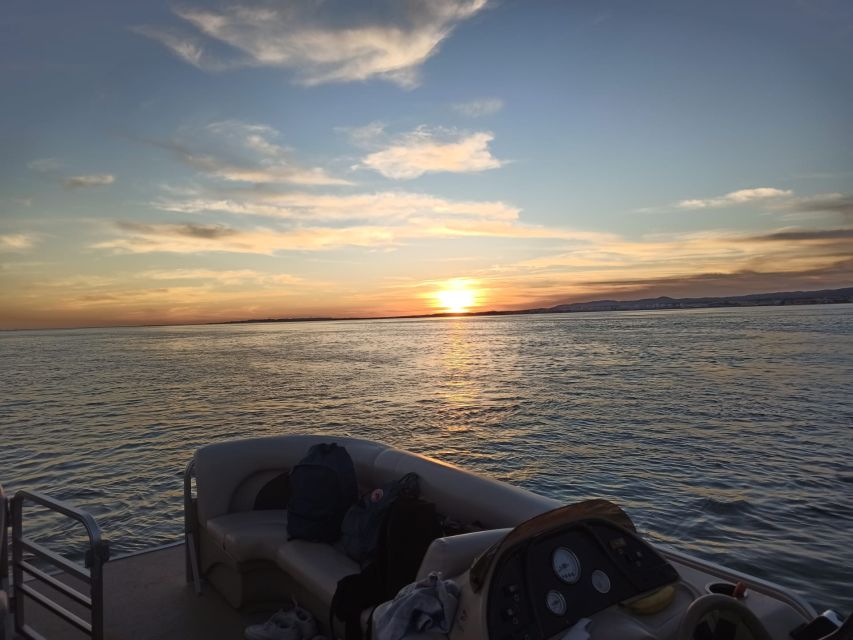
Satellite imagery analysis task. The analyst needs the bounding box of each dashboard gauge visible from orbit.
[591,569,611,594]
[552,547,581,584]
[546,590,567,616]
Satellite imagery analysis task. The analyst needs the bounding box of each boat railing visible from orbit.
[183,458,202,594]
[10,490,110,640]
[1,484,9,640]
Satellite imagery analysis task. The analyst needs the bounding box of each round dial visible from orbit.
[545,589,567,616]
[591,569,611,594]
[552,547,581,584]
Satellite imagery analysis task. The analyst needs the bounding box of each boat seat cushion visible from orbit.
[417,528,511,581]
[276,540,360,606]
[206,510,288,563]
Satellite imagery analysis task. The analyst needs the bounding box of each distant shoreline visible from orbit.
[223,286,853,326]
[3,286,851,332]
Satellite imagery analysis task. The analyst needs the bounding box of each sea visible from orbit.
[1,304,851,613]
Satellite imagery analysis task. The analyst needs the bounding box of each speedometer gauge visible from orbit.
[546,590,567,615]
[552,547,581,583]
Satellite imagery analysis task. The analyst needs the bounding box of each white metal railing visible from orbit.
[10,490,110,640]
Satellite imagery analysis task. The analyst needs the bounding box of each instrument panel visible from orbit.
[487,519,678,639]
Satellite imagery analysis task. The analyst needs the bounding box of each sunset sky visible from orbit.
[1,0,852,329]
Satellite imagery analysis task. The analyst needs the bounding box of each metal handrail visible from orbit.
[1,483,8,640]
[183,458,202,594]
[1,483,8,587]
[11,490,109,640]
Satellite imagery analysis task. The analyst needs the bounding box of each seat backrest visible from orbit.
[417,528,511,581]
[371,450,559,530]
[194,434,389,523]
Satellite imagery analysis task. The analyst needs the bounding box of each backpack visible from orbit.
[286,443,358,543]
[331,496,443,640]
[341,472,419,564]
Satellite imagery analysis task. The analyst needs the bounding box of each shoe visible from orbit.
[244,610,300,640]
[280,600,318,639]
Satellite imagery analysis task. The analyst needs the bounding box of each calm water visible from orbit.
[1,305,852,612]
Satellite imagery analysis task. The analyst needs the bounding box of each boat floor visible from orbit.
[19,544,269,640]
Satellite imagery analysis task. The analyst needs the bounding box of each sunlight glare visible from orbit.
[435,284,476,313]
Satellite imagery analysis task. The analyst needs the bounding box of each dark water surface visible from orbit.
[1,305,852,612]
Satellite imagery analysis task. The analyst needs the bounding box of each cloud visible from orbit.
[95,222,398,255]
[130,25,228,71]
[677,187,793,209]
[360,127,504,179]
[64,174,115,189]
[27,158,63,172]
[0,234,37,251]
[152,189,521,223]
[452,98,503,117]
[746,227,853,242]
[785,193,853,220]
[136,0,488,87]
[95,192,594,256]
[140,268,301,286]
[155,121,351,186]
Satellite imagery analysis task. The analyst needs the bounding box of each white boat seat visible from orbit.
[416,528,511,581]
[205,510,287,563]
[276,540,360,606]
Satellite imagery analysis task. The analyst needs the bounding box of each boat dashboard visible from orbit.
[486,518,678,638]
[451,500,816,640]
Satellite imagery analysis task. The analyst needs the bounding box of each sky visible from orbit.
[1,0,852,329]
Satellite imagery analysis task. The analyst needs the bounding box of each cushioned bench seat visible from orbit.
[276,540,360,606]
[205,510,288,563]
[204,509,360,605]
[188,435,560,627]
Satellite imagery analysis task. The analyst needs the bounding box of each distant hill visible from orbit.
[225,286,853,325]
[546,287,853,313]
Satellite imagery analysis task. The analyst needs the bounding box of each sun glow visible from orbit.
[434,281,477,313]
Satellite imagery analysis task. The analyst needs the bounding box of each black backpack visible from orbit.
[331,496,443,640]
[341,472,419,564]
[287,443,358,543]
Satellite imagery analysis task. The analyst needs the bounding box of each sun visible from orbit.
[435,284,476,313]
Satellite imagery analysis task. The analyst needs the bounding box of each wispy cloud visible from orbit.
[130,25,229,71]
[360,127,504,179]
[94,200,593,255]
[677,187,792,210]
[452,98,503,117]
[140,268,301,286]
[155,121,351,186]
[783,193,853,221]
[135,0,488,87]
[64,174,115,189]
[152,189,520,223]
[0,233,37,251]
[27,158,63,172]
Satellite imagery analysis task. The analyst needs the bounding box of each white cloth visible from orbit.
[373,573,460,640]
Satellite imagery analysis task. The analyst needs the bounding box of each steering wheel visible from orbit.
[677,594,773,640]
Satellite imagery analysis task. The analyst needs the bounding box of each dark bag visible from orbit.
[286,443,358,543]
[331,496,443,640]
[381,497,443,595]
[341,472,419,564]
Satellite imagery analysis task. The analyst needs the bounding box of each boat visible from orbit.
[1,434,849,639]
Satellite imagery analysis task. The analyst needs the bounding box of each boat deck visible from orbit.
[19,544,263,640]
